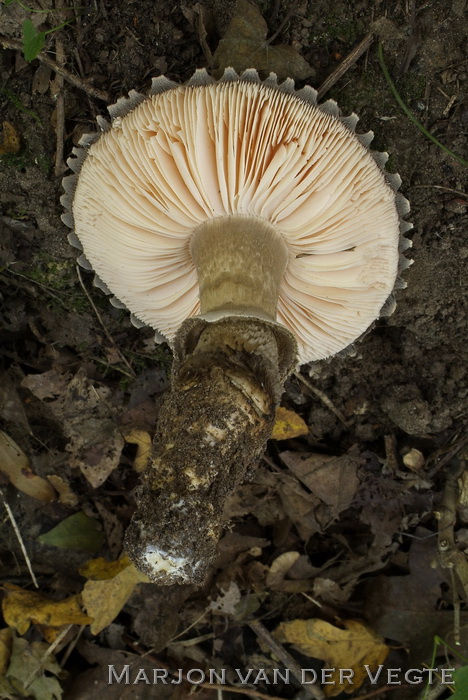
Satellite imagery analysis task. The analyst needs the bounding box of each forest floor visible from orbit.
[0,0,467,699]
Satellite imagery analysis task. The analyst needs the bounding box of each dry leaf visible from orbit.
[93,501,124,559]
[275,618,389,696]
[0,627,12,675]
[4,635,63,700]
[181,2,214,63]
[0,370,31,433]
[266,551,300,589]
[458,470,468,507]
[272,407,308,440]
[212,0,314,82]
[123,429,152,473]
[46,475,79,507]
[280,450,360,517]
[0,122,21,155]
[21,368,70,400]
[209,581,242,616]
[79,555,134,581]
[81,557,149,635]
[23,368,125,488]
[276,474,321,540]
[0,430,56,502]
[2,584,91,635]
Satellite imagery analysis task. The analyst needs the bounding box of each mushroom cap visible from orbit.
[67,70,409,364]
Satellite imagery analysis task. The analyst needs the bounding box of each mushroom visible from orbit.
[62,68,411,584]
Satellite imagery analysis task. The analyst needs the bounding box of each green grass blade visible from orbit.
[378,43,468,168]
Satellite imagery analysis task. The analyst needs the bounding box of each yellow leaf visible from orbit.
[0,122,21,155]
[123,429,152,473]
[46,475,79,506]
[0,627,12,675]
[275,618,389,696]
[2,584,91,635]
[0,430,56,502]
[271,407,308,440]
[82,559,149,635]
[79,555,135,581]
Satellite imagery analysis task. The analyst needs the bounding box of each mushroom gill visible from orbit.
[70,73,406,364]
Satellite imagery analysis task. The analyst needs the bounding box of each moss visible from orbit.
[26,255,76,291]
[0,151,31,170]
[0,149,51,175]
[309,5,361,47]
[397,72,426,103]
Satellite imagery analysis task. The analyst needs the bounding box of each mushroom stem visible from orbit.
[191,215,289,321]
[124,315,297,584]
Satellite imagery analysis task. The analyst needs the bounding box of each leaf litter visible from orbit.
[0,0,467,697]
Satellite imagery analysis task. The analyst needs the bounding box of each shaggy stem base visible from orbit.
[125,315,296,584]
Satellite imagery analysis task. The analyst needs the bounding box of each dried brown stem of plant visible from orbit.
[75,265,136,378]
[53,38,66,176]
[317,32,374,100]
[249,618,325,700]
[0,35,110,102]
[0,487,38,588]
[435,459,468,644]
[293,371,350,428]
[122,637,294,700]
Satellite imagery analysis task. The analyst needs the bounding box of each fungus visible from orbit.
[62,68,411,584]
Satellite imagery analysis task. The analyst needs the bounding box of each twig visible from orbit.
[384,434,399,473]
[293,371,350,428]
[75,265,136,378]
[93,357,134,379]
[167,610,208,644]
[60,624,86,668]
[378,43,468,168]
[0,35,109,102]
[121,638,298,700]
[317,33,374,100]
[409,184,467,199]
[3,267,69,309]
[248,619,325,700]
[435,460,468,635]
[0,487,38,588]
[266,6,297,45]
[53,36,66,177]
[24,624,73,688]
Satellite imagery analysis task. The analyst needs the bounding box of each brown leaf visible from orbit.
[212,0,314,82]
[0,430,56,502]
[93,501,124,559]
[0,370,31,433]
[276,474,321,540]
[22,368,70,401]
[24,368,125,488]
[363,531,456,662]
[0,628,12,675]
[280,450,360,518]
[266,551,301,590]
[181,2,214,63]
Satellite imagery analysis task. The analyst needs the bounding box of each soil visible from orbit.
[0,0,467,698]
